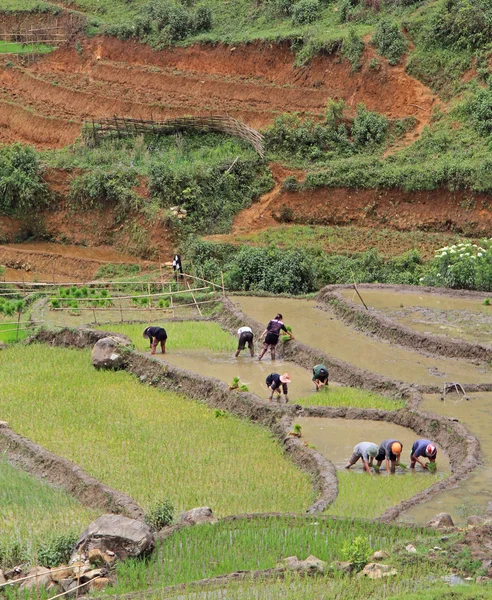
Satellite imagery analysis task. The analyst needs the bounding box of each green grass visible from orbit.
[295,387,405,410]
[96,321,237,353]
[0,345,313,515]
[0,322,29,343]
[110,515,458,594]
[0,457,98,567]
[328,471,448,520]
[0,41,54,54]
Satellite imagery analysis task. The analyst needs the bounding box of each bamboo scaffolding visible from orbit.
[50,299,217,312]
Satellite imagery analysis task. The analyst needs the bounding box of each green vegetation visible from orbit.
[97,321,237,353]
[0,345,313,514]
[329,471,447,519]
[296,386,405,410]
[0,41,54,54]
[110,515,468,594]
[0,457,97,568]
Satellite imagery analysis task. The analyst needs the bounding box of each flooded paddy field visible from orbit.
[401,392,492,525]
[341,287,492,344]
[233,296,492,385]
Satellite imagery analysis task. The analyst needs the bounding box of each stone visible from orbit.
[0,570,6,585]
[70,562,91,579]
[278,555,326,573]
[50,566,73,582]
[20,567,52,590]
[476,576,492,584]
[331,561,354,573]
[91,336,131,370]
[79,569,104,583]
[467,515,486,527]
[178,507,217,526]
[441,574,465,586]
[405,544,417,554]
[89,577,110,591]
[303,555,327,573]
[58,578,79,598]
[372,551,389,561]
[427,513,454,529]
[360,563,397,579]
[76,514,154,560]
[88,548,116,567]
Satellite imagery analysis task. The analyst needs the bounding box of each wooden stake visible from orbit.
[187,280,202,316]
[353,283,369,311]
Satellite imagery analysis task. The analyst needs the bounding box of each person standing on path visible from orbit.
[375,439,402,474]
[312,364,329,391]
[235,326,254,357]
[345,441,379,475]
[410,439,438,470]
[258,313,294,361]
[143,326,167,355]
[266,372,291,403]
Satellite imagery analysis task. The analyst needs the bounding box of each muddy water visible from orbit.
[2,242,143,263]
[401,392,492,525]
[154,352,318,402]
[233,296,492,385]
[297,417,451,473]
[341,288,492,343]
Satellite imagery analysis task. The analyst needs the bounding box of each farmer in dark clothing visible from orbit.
[258,314,294,361]
[375,439,402,474]
[143,326,167,355]
[312,364,329,391]
[410,439,438,470]
[235,326,254,357]
[266,372,291,403]
[172,254,183,280]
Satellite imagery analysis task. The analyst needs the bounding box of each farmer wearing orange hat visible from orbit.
[266,372,291,403]
[375,439,403,474]
[410,439,438,470]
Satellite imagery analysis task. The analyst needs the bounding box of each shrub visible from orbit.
[372,19,407,65]
[341,29,364,71]
[342,535,371,571]
[352,104,389,147]
[427,0,492,51]
[145,499,175,530]
[292,0,321,25]
[0,144,49,216]
[68,169,141,214]
[193,6,212,31]
[467,88,492,137]
[37,533,78,568]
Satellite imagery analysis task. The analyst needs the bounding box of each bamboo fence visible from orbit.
[84,115,265,157]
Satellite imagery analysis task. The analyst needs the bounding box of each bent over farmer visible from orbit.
[375,439,402,475]
[143,326,167,355]
[312,364,329,391]
[345,441,379,475]
[410,439,438,470]
[235,326,254,357]
[258,314,294,361]
[266,372,291,403]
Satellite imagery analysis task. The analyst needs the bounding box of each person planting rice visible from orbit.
[375,439,403,474]
[258,314,294,361]
[345,441,379,475]
[266,372,291,403]
[235,326,254,357]
[312,364,329,391]
[143,326,167,355]
[410,439,438,470]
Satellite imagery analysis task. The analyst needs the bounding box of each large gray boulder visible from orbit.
[91,336,131,370]
[76,514,154,560]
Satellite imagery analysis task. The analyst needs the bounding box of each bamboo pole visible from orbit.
[186,280,202,317]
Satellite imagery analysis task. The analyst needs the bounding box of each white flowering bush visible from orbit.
[423,240,492,290]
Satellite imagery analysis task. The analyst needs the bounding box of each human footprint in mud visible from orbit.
[410,439,438,471]
[266,372,291,403]
[375,439,403,474]
[345,441,379,475]
[143,326,167,355]
[258,314,294,361]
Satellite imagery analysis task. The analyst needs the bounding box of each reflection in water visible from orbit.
[401,392,492,525]
[234,296,492,385]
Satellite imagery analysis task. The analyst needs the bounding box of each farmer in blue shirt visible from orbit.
[345,441,379,475]
[410,439,437,470]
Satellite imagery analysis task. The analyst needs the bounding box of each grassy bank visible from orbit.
[0,457,98,568]
[296,387,405,410]
[0,345,313,514]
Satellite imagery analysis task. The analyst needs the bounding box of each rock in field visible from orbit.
[405,544,417,554]
[178,506,217,526]
[278,555,326,574]
[360,563,397,579]
[20,567,52,590]
[372,550,389,561]
[76,514,154,560]
[427,513,454,529]
[331,561,354,573]
[91,336,131,370]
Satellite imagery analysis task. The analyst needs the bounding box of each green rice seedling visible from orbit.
[0,345,313,515]
[295,386,405,410]
[229,376,241,390]
[483,298,490,306]
[427,462,437,473]
[238,384,249,392]
[329,471,448,519]
[214,409,227,418]
[0,457,97,568]
[280,325,293,343]
[398,461,408,469]
[293,424,302,435]
[100,322,237,354]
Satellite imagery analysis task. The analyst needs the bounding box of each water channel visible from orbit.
[233,296,492,385]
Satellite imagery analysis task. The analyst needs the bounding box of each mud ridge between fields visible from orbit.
[30,325,482,522]
[318,284,492,364]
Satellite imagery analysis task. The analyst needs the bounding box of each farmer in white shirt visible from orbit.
[235,326,254,357]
